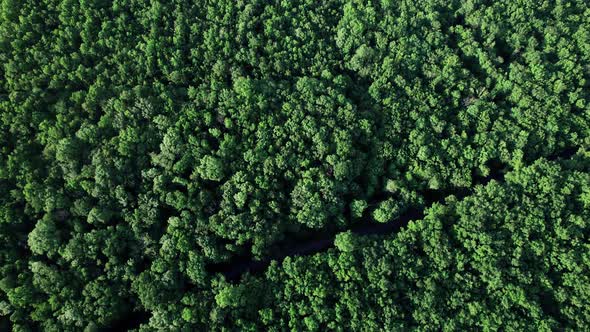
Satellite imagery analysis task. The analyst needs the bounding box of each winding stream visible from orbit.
[207,147,579,282]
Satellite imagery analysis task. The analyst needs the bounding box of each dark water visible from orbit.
[108,310,150,332]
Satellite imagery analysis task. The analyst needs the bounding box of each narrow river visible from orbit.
[207,147,578,282]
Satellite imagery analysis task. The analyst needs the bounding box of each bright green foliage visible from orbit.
[334,231,357,252]
[373,198,402,223]
[350,200,367,219]
[197,155,225,181]
[0,0,589,330]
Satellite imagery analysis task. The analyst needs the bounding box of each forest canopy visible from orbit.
[0,0,589,331]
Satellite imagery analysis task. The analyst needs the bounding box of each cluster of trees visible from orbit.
[212,155,590,331]
[0,0,588,330]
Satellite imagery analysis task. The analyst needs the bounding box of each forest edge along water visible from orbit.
[207,147,579,282]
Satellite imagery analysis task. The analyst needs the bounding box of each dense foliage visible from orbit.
[0,0,588,330]
[220,156,590,331]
